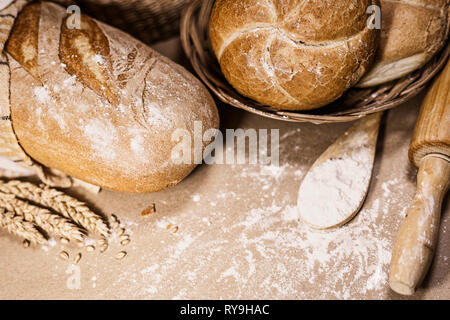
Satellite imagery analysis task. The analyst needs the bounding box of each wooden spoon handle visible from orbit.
[389,156,450,295]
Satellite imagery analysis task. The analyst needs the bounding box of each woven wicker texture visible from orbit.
[181,0,450,124]
[76,0,190,44]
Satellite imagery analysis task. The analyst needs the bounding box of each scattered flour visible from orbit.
[382,178,399,198]
[40,238,56,252]
[84,119,118,160]
[130,134,145,156]
[33,86,52,104]
[144,102,172,129]
[3,126,411,300]
[101,146,405,299]
[92,54,105,64]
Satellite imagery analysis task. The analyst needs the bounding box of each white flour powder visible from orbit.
[98,156,406,299]
[297,148,373,229]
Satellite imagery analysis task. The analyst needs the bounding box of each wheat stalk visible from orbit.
[0,193,85,242]
[0,180,109,237]
[0,208,46,244]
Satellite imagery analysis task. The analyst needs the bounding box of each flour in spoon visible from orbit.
[297,147,373,229]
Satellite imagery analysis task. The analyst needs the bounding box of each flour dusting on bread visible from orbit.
[6,1,220,193]
[210,0,379,110]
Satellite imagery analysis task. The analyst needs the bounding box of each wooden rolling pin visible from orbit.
[389,60,450,295]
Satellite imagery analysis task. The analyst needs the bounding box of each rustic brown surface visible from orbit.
[0,37,448,300]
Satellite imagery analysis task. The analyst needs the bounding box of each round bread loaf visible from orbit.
[209,0,380,111]
[5,2,219,193]
[358,0,449,87]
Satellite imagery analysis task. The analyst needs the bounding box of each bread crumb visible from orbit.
[141,203,156,216]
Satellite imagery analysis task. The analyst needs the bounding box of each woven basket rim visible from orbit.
[77,0,189,44]
[180,0,450,124]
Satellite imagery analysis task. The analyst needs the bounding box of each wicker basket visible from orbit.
[180,0,450,124]
[75,0,190,44]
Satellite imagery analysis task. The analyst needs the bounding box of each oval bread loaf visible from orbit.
[358,0,449,87]
[5,2,219,193]
[209,0,380,111]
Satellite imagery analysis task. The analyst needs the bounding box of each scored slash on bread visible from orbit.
[6,2,40,79]
[60,11,120,106]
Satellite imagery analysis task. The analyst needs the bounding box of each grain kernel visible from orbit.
[74,253,82,264]
[59,251,69,261]
[115,251,127,260]
[100,244,108,253]
[120,239,130,246]
[60,237,70,244]
[85,245,95,252]
[119,234,129,241]
[23,240,30,248]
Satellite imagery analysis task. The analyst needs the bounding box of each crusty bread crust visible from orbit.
[358,0,449,87]
[6,2,40,79]
[6,2,219,193]
[210,0,380,110]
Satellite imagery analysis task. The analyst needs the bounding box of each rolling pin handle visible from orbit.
[389,156,450,295]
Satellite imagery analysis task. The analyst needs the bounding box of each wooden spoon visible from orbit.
[297,112,383,230]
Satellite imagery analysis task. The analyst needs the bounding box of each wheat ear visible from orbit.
[0,193,85,242]
[0,208,47,244]
[0,181,109,237]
